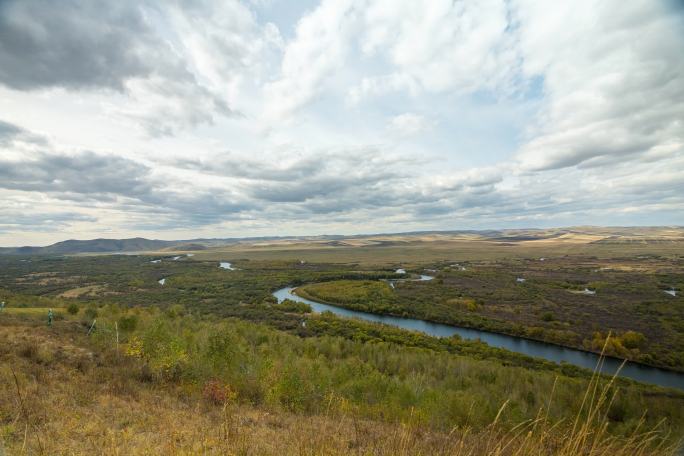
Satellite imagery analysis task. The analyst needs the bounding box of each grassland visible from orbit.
[1,228,683,453]
[298,255,684,370]
[178,227,684,265]
[2,308,683,455]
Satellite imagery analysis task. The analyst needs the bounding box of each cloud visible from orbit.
[0,120,22,140]
[0,147,257,227]
[387,113,430,137]
[174,148,412,211]
[263,0,356,121]
[0,211,97,233]
[1,0,683,243]
[362,0,520,93]
[0,150,153,199]
[264,0,522,120]
[0,119,46,146]
[0,0,279,135]
[0,0,163,91]
[514,0,684,171]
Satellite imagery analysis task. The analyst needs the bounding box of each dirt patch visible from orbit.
[59,285,107,298]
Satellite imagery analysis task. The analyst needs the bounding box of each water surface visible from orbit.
[273,286,684,390]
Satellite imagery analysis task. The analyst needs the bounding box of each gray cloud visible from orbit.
[0,120,22,138]
[175,149,410,207]
[174,154,325,182]
[0,211,97,233]
[0,151,154,199]
[0,133,256,228]
[0,1,245,136]
[2,119,683,237]
[1,0,683,240]
[515,2,684,171]
[0,119,46,146]
[0,0,160,91]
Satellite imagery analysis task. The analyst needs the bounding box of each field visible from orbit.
[1,227,684,453]
[179,227,684,264]
[298,255,684,370]
[2,308,683,455]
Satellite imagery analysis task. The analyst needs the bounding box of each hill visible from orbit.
[1,227,682,256]
[0,237,174,255]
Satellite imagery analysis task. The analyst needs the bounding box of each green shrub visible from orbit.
[118,315,138,332]
[84,307,98,320]
[620,330,646,349]
[274,299,312,313]
[541,312,555,322]
[67,303,80,315]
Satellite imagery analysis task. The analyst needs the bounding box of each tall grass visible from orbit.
[1,310,681,454]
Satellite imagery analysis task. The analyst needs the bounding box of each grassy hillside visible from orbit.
[0,237,174,255]
[1,309,682,455]
[1,241,683,454]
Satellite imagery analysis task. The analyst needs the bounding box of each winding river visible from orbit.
[273,285,684,390]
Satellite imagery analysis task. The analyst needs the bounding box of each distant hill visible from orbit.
[1,227,681,255]
[0,238,175,255]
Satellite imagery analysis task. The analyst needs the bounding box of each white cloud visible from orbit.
[513,0,684,171]
[359,0,520,95]
[262,0,357,121]
[387,113,430,137]
[0,0,683,244]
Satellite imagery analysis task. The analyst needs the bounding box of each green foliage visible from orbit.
[67,303,79,315]
[301,280,394,305]
[118,314,138,332]
[541,312,555,322]
[98,306,684,438]
[621,330,646,349]
[136,320,189,379]
[0,253,681,371]
[84,306,98,320]
[273,299,311,313]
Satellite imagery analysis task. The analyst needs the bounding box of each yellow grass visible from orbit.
[1,307,61,316]
[176,238,684,265]
[58,285,107,298]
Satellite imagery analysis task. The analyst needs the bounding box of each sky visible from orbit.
[0,0,683,246]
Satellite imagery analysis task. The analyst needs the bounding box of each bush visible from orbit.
[274,299,312,313]
[118,315,138,332]
[620,330,646,349]
[165,304,185,318]
[202,379,237,405]
[67,303,80,315]
[541,312,555,322]
[138,320,189,379]
[84,307,98,320]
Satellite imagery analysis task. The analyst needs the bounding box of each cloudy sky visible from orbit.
[1,0,683,246]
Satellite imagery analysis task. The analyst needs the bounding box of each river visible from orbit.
[273,286,684,390]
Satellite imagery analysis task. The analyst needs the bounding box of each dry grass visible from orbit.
[58,285,107,298]
[173,236,684,265]
[1,307,61,317]
[0,316,680,455]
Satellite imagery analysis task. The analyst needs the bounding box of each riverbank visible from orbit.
[294,271,684,374]
[278,286,684,390]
